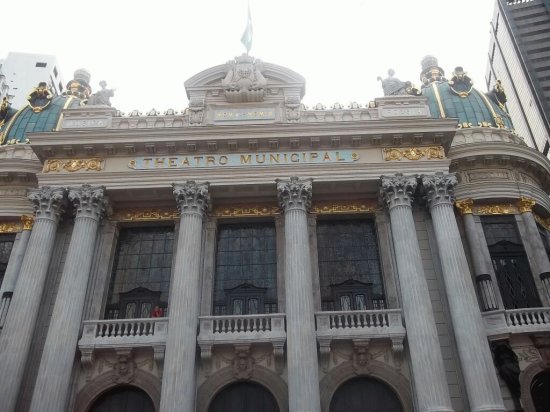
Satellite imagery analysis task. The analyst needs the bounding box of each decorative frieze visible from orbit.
[455,198,473,215]
[383,146,444,161]
[43,158,103,173]
[111,208,179,222]
[518,196,536,213]
[0,222,21,233]
[311,200,379,215]
[211,204,280,218]
[476,204,518,215]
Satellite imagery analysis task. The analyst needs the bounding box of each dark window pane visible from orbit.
[0,234,15,289]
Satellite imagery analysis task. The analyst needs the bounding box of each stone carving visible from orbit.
[232,345,254,379]
[87,80,114,106]
[146,108,160,116]
[449,67,474,98]
[0,96,11,126]
[492,342,521,401]
[377,69,420,96]
[422,172,457,208]
[488,80,507,110]
[27,186,66,220]
[188,98,205,126]
[172,181,210,216]
[285,96,301,122]
[68,184,107,220]
[276,176,313,212]
[164,108,177,115]
[420,55,447,86]
[381,174,417,209]
[535,336,550,366]
[222,54,267,103]
[352,340,371,375]
[518,196,536,213]
[455,198,474,215]
[111,349,136,384]
[26,82,54,113]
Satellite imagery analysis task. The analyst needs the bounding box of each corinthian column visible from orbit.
[0,186,65,412]
[277,176,320,412]
[0,215,34,328]
[423,173,504,412]
[160,181,209,412]
[381,174,453,412]
[29,184,107,412]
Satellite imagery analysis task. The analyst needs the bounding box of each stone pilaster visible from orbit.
[517,197,550,304]
[455,199,500,311]
[160,181,209,412]
[0,187,65,412]
[29,185,107,412]
[381,174,453,412]
[0,215,33,328]
[276,176,320,412]
[424,173,504,412]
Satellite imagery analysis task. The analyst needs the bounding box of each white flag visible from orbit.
[241,4,253,54]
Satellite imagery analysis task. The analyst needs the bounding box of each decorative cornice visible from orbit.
[211,204,280,218]
[381,174,417,209]
[475,204,518,215]
[27,186,66,221]
[276,176,313,212]
[383,146,444,161]
[455,198,474,215]
[21,215,34,230]
[422,172,457,209]
[173,181,210,217]
[43,158,103,173]
[68,184,108,221]
[311,200,379,215]
[0,222,21,233]
[518,196,536,214]
[111,208,179,222]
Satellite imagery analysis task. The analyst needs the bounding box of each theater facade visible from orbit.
[0,54,550,412]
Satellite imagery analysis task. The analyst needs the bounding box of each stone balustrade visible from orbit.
[483,308,550,339]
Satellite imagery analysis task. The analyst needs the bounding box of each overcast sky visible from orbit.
[3,0,496,113]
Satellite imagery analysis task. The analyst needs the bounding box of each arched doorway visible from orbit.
[208,381,279,412]
[89,386,155,412]
[531,370,550,412]
[330,377,403,412]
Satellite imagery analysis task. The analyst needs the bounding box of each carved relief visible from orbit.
[466,170,510,182]
[285,96,301,122]
[21,215,34,230]
[222,54,267,103]
[276,176,312,212]
[172,181,210,217]
[27,186,66,220]
[422,173,457,208]
[455,198,473,215]
[232,345,254,379]
[68,184,108,220]
[381,174,417,209]
[475,204,518,215]
[43,158,103,173]
[518,197,536,214]
[188,98,205,126]
[383,146,444,161]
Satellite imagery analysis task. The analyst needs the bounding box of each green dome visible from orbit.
[0,95,83,145]
[423,81,513,129]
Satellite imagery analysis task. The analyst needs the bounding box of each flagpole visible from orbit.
[241,1,253,55]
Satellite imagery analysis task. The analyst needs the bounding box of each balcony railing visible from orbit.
[483,307,550,338]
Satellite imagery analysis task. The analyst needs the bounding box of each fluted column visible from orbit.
[160,181,209,412]
[277,176,320,412]
[29,184,107,412]
[0,215,33,329]
[424,173,504,412]
[517,197,550,303]
[381,174,453,412]
[0,186,65,412]
[455,199,500,311]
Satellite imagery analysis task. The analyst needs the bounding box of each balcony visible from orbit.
[483,307,550,339]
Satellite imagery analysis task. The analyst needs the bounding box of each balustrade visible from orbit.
[483,307,550,338]
[198,313,286,344]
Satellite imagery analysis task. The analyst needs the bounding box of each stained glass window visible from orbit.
[317,219,385,311]
[213,223,277,315]
[105,226,174,318]
[0,234,15,290]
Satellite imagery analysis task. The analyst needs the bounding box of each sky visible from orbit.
[2,0,496,113]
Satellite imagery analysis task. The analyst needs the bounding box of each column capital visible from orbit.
[173,181,210,217]
[68,184,108,221]
[423,172,457,209]
[28,186,66,221]
[518,196,536,213]
[21,215,34,230]
[276,176,312,212]
[381,174,417,209]
[455,198,473,215]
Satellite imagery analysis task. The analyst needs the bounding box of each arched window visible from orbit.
[208,381,279,412]
[531,370,550,412]
[330,377,403,412]
[89,386,154,412]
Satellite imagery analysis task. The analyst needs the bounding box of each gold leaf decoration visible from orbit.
[212,204,280,218]
[111,209,179,222]
[43,158,103,173]
[475,204,518,215]
[312,200,379,215]
[383,146,444,161]
[455,198,473,215]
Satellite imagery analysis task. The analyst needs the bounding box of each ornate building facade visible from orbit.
[0,54,549,412]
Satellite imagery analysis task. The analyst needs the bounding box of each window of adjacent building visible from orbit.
[0,234,15,289]
[53,66,58,77]
[35,62,47,68]
[213,222,277,315]
[317,219,385,311]
[481,215,541,309]
[105,226,174,319]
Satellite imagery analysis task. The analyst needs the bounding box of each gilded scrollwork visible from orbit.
[43,158,103,173]
[211,204,280,217]
[383,146,444,161]
[518,196,536,213]
[455,198,474,215]
[111,208,179,222]
[311,200,379,215]
[475,204,518,215]
[0,222,21,233]
[21,215,34,230]
[534,214,550,230]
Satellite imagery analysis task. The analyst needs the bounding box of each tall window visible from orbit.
[482,216,541,308]
[0,234,15,289]
[105,226,174,319]
[317,219,385,311]
[213,222,277,315]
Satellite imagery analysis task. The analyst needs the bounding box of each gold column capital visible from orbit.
[21,215,34,230]
[455,198,474,215]
[518,196,536,213]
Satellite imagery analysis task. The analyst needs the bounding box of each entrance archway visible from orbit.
[329,377,403,412]
[531,370,550,412]
[208,381,279,412]
[88,386,155,412]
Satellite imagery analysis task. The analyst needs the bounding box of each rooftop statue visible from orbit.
[88,80,115,106]
[222,54,267,103]
[449,67,474,98]
[64,69,92,100]
[378,69,421,96]
[27,82,54,112]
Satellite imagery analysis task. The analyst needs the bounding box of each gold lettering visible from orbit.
[143,158,152,168]
[323,152,332,161]
[154,158,165,168]
[206,156,216,166]
[269,154,280,163]
[302,152,307,162]
[219,155,228,165]
[256,154,266,164]
[181,157,190,167]
[336,152,345,161]
[168,157,177,167]
[283,154,288,163]
[290,153,299,162]
[194,156,203,166]
[310,152,319,161]
[241,154,252,164]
